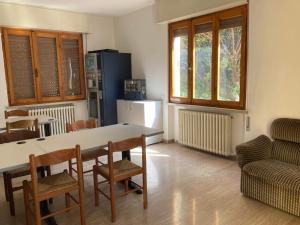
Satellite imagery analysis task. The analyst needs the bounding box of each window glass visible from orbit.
[61,39,82,97]
[172,28,189,98]
[218,17,243,102]
[37,36,60,97]
[8,34,35,99]
[194,23,213,100]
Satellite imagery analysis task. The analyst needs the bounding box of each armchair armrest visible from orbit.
[236,135,272,168]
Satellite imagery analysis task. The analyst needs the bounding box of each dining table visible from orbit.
[0,123,164,225]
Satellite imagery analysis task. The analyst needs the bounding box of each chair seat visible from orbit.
[243,159,300,191]
[5,165,30,178]
[95,159,142,181]
[28,172,77,196]
[81,148,107,161]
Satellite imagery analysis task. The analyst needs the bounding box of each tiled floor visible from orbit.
[0,143,300,225]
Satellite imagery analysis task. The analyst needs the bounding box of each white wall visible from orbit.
[0,3,115,123]
[114,6,171,140]
[155,0,246,23]
[245,0,300,140]
[115,0,300,150]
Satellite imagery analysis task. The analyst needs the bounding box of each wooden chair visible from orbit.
[66,119,107,176]
[6,119,38,133]
[2,119,51,216]
[93,135,148,222]
[5,109,29,119]
[23,145,86,225]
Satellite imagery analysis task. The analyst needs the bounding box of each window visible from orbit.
[2,28,85,106]
[169,5,247,110]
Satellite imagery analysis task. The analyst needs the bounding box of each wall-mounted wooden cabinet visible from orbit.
[2,28,85,106]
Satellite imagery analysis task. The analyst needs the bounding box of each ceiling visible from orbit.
[0,0,155,16]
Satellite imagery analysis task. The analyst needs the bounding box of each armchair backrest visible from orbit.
[271,118,300,165]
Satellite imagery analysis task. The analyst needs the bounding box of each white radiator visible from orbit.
[179,110,232,156]
[28,104,75,137]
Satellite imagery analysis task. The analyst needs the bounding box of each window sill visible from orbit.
[168,102,248,114]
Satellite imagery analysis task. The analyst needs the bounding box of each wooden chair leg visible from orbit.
[110,181,116,222]
[93,167,99,207]
[78,186,86,225]
[33,198,42,225]
[124,179,129,194]
[7,174,15,216]
[96,157,99,167]
[45,166,53,204]
[68,160,73,177]
[143,171,148,209]
[65,193,71,212]
[46,166,51,176]
[23,182,32,225]
[3,172,9,202]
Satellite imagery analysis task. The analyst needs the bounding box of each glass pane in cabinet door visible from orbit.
[218,17,243,102]
[172,28,189,98]
[37,37,60,97]
[194,23,213,100]
[8,34,35,99]
[62,39,82,96]
[88,91,99,118]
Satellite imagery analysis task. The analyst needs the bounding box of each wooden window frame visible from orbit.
[32,31,64,103]
[60,33,86,101]
[169,5,248,110]
[2,28,86,106]
[2,29,38,105]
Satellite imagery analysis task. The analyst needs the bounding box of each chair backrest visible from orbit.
[0,132,7,144]
[29,145,84,198]
[271,118,300,165]
[4,130,40,143]
[6,119,38,134]
[5,109,29,119]
[107,135,146,179]
[66,119,97,133]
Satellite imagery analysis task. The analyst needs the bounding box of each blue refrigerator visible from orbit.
[85,50,132,126]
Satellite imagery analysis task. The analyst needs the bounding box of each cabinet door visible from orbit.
[3,29,37,105]
[60,33,85,100]
[33,32,63,102]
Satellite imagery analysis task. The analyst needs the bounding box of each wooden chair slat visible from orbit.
[6,119,38,134]
[34,148,78,167]
[5,109,29,119]
[109,136,144,152]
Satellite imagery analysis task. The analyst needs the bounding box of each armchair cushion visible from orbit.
[243,159,300,191]
[272,140,300,166]
[236,135,272,168]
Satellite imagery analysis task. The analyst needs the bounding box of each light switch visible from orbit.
[246,116,250,131]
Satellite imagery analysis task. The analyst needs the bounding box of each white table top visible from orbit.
[0,140,45,172]
[0,123,163,172]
